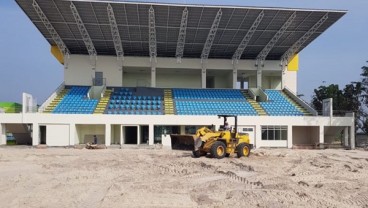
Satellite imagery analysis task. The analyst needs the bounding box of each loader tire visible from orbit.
[236,143,250,158]
[192,150,201,158]
[210,141,226,159]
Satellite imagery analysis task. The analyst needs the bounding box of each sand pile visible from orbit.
[0,147,367,207]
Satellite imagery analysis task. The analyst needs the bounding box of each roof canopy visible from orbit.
[16,0,346,61]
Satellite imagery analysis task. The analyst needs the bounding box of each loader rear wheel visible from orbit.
[210,141,226,159]
[236,143,250,158]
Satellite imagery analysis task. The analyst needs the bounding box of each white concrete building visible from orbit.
[0,0,354,149]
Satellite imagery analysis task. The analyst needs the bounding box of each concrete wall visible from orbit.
[65,55,289,90]
[46,124,69,146]
[0,112,354,148]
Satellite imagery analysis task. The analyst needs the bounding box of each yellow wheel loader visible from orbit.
[170,115,253,159]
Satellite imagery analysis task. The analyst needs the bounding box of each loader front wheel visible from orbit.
[210,141,226,159]
[192,150,201,158]
[236,143,250,158]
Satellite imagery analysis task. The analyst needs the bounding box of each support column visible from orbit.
[344,127,349,147]
[257,67,262,88]
[232,64,238,89]
[137,125,141,145]
[350,125,355,149]
[287,125,293,149]
[69,123,76,146]
[149,124,154,145]
[180,125,186,134]
[319,126,324,144]
[105,124,111,146]
[32,123,39,146]
[0,124,6,145]
[151,64,156,87]
[120,125,124,145]
[255,125,262,149]
[201,64,206,89]
[281,64,287,89]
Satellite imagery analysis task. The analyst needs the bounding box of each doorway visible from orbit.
[40,126,46,145]
[140,125,149,144]
[124,126,138,144]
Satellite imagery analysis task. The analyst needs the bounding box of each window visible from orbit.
[261,126,287,140]
[242,128,253,132]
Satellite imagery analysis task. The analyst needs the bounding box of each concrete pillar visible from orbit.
[232,65,237,89]
[201,65,206,89]
[32,123,39,146]
[120,125,124,145]
[105,124,111,146]
[319,126,324,144]
[148,124,154,145]
[137,125,141,145]
[344,127,349,147]
[257,69,262,88]
[69,123,76,146]
[151,65,156,87]
[255,125,262,149]
[180,125,186,134]
[0,124,6,145]
[281,65,287,89]
[287,125,293,149]
[350,125,355,149]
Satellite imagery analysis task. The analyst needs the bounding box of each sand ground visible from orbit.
[0,146,367,208]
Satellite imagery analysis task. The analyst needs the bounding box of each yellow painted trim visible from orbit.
[288,54,299,71]
[51,45,64,65]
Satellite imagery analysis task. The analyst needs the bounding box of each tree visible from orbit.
[360,62,368,133]
[311,84,344,113]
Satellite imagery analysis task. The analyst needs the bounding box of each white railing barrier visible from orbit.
[283,87,318,116]
[38,82,65,112]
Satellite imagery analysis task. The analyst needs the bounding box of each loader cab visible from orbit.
[218,115,238,137]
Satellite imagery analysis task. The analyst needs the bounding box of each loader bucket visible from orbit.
[170,134,197,151]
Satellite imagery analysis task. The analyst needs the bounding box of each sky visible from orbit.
[0,0,367,104]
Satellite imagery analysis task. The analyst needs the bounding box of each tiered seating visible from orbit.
[173,89,257,116]
[260,90,304,116]
[106,88,163,115]
[53,86,98,114]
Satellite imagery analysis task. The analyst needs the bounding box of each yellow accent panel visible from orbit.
[288,54,299,71]
[51,45,64,64]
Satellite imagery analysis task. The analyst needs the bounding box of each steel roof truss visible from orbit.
[281,13,328,66]
[32,0,70,56]
[107,3,124,66]
[256,12,296,65]
[149,6,157,61]
[175,7,188,63]
[232,10,264,62]
[201,9,222,61]
[70,2,97,68]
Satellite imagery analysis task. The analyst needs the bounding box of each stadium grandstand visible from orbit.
[0,0,355,149]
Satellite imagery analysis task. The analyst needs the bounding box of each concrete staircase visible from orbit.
[94,89,112,114]
[43,89,69,113]
[242,90,267,116]
[163,89,175,115]
[281,91,313,116]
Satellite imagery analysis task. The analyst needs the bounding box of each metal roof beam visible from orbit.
[70,2,97,68]
[201,9,222,62]
[32,0,70,57]
[281,13,328,66]
[175,7,188,63]
[256,12,296,66]
[232,11,264,63]
[149,6,157,61]
[107,3,124,66]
